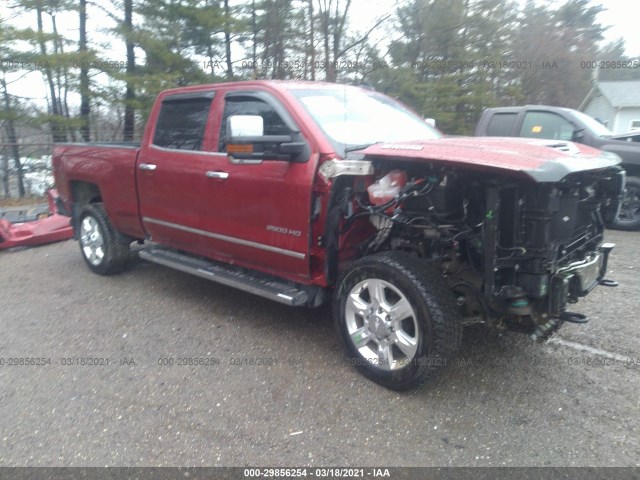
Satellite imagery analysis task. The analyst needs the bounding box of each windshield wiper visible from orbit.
[344,142,381,153]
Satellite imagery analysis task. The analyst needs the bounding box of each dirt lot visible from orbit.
[0,230,638,467]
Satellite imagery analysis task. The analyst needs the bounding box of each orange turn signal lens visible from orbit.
[227,144,254,154]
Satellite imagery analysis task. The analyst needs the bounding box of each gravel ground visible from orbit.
[0,230,638,467]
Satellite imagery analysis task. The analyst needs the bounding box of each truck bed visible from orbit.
[52,143,144,239]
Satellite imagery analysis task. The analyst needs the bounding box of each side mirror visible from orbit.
[572,129,585,142]
[227,115,264,137]
[424,118,436,127]
[225,115,307,162]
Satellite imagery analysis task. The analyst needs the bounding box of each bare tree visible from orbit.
[34,0,66,142]
[224,0,233,79]
[308,0,315,80]
[123,0,135,141]
[79,0,91,141]
[0,76,26,197]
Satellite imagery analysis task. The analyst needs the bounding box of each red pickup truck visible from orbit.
[53,81,624,390]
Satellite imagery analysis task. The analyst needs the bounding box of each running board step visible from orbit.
[139,247,315,307]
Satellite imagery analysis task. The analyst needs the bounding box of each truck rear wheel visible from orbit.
[78,203,129,275]
[333,251,462,391]
[612,176,640,231]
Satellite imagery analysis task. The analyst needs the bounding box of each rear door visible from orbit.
[137,90,221,256]
[483,110,519,136]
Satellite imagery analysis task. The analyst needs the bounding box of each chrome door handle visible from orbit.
[206,171,229,179]
[139,163,157,171]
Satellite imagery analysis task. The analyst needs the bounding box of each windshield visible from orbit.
[572,110,613,138]
[288,86,441,155]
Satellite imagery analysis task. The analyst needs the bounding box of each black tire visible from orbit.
[78,202,129,275]
[611,176,640,231]
[333,251,463,391]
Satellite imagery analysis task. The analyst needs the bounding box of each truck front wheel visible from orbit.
[612,176,640,231]
[334,252,462,391]
[78,203,129,275]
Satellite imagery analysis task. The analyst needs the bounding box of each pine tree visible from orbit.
[0,20,26,197]
[513,0,606,108]
[598,40,640,81]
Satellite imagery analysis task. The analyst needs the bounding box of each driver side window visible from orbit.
[519,111,574,141]
[219,96,289,151]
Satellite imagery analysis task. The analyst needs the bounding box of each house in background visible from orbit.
[579,80,640,134]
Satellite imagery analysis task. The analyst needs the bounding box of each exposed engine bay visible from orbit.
[336,162,625,339]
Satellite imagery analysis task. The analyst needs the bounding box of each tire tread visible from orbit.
[334,251,463,390]
[79,202,129,275]
[611,176,640,231]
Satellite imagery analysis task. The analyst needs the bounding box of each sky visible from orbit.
[1,0,639,104]
[349,0,640,57]
[594,0,640,55]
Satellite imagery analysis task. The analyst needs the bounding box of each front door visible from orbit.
[199,89,315,281]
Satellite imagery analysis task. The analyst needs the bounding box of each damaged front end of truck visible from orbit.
[325,137,624,341]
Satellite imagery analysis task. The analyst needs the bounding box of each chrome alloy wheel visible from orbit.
[80,216,105,266]
[345,278,419,371]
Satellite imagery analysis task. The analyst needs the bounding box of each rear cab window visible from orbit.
[485,112,517,136]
